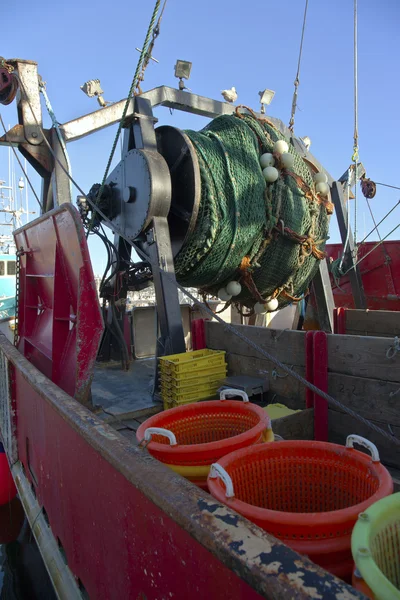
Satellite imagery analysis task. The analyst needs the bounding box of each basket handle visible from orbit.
[219,388,249,402]
[346,434,380,462]
[144,427,177,446]
[209,463,235,498]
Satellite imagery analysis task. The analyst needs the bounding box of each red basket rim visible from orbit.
[207,440,393,527]
[136,400,271,460]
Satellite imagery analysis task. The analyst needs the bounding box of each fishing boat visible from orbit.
[0,3,400,598]
[0,253,16,339]
[0,153,34,343]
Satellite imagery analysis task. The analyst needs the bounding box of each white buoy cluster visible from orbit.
[313,171,329,196]
[217,143,330,311]
[254,297,279,314]
[260,139,295,184]
[218,279,279,313]
[218,280,242,302]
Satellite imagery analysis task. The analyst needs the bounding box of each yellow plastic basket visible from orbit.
[352,491,400,600]
[159,349,226,376]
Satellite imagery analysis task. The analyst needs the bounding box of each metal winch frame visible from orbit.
[0,59,366,364]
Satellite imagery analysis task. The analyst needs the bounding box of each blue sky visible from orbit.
[1,0,399,275]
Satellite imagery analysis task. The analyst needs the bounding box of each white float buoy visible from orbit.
[315,181,330,196]
[314,172,328,184]
[262,166,279,183]
[281,152,295,169]
[265,297,279,312]
[260,153,275,169]
[254,302,267,314]
[226,281,242,297]
[273,140,289,155]
[218,288,232,302]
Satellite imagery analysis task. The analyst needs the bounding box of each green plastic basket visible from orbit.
[352,492,400,600]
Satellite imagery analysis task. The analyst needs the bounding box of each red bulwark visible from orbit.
[14,204,103,404]
[326,241,400,311]
[14,369,263,600]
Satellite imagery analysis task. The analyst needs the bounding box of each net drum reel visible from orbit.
[86,94,332,358]
[93,110,331,304]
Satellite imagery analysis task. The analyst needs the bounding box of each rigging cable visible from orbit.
[357,199,400,247]
[375,182,400,191]
[352,0,359,250]
[346,222,400,273]
[364,196,391,265]
[86,0,162,235]
[39,80,73,203]
[288,0,309,133]
[0,114,43,211]
[16,73,400,449]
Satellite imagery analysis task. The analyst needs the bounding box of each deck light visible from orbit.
[258,89,275,114]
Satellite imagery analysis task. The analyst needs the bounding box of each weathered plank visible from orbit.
[227,352,400,425]
[328,409,400,469]
[227,353,306,404]
[207,322,306,366]
[271,408,314,440]
[327,334,400,382]
[206,322,400,383]
[328,373,400,426]
[345,309,400,338]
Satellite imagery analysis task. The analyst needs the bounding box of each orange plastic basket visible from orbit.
[208,436,393,581]
[136,389,272,467]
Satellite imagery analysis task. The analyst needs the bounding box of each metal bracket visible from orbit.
[313,259,335,333]
[331,181,367,309]
[14,60,43,145]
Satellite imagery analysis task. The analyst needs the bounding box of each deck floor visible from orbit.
[91,358,161,424]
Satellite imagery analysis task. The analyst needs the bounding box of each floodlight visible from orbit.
[258,88,275,114]
[174,60,192,80]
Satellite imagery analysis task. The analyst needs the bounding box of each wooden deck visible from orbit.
[91,358,161,423]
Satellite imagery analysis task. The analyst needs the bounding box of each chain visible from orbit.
[86,0,161,235]
[0,57,14,73]
[13,250,22,347]
[288,0,309,132]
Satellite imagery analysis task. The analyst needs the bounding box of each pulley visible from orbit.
[360,175,376,199]
[0,68,18,106]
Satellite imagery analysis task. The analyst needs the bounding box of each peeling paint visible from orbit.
[287,572,323,599]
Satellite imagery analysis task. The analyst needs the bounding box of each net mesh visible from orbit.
[174,110,331,309]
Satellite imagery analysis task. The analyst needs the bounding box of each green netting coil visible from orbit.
[174,109,331,310]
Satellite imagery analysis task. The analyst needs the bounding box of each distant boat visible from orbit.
[0,151,33,341]
[0,251,17,342]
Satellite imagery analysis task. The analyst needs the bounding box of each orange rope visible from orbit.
[239,256,270,304]
[281,288,309,303]
[273,224,327,261]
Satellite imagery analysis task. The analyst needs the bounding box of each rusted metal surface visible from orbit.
[0,352,17,463]
[13,204,103,405]
[14,60,43,145]
[0,333,365,599]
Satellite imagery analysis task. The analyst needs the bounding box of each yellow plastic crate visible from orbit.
[159,349,226,376]
[160,369,227,392]
[161,383,220,405]
[159,363,227,383]
[162,388,219,410]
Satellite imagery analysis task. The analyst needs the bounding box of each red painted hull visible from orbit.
[15,368,262,600]
[326,241,400,311]
[0,204,362,599]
